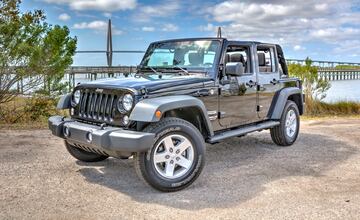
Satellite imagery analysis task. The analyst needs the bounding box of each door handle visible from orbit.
[270,78,278,85]
[246,80,256,88]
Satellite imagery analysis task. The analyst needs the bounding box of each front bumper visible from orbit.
[48,116,155,155]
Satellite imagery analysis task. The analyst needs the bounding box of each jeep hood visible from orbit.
[76,75,215,94]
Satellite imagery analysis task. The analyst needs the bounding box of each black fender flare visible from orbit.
[130,95,214,136]
[57,93,72,109]
[269,87,303,119]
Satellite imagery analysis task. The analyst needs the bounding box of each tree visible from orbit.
[288,57,331,103]
[0,0,77,104]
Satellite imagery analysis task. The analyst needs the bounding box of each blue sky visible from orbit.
[21,0,360,66]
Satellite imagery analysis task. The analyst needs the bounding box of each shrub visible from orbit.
[0,96,65,125]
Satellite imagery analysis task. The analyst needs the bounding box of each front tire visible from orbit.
[65,141,109,162]
[134,117,206,192]
[270,100,300,146]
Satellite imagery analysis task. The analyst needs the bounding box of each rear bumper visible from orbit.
[48,116,155,154]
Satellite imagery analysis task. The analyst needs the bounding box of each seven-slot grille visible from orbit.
[77,89,121,124]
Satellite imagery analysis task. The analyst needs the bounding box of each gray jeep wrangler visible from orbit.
[49,38,304,192]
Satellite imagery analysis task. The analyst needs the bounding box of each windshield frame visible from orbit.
[139,38,224,78]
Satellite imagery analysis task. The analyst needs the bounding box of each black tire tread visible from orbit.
[270,100,300,146]
[134,117,205,192]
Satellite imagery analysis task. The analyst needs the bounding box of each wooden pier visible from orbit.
[318,68,360,81]
[65,66,136,89]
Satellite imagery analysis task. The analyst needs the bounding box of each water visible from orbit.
[324,80,360,103]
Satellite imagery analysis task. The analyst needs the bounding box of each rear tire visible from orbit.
[134,117,206,192]
[270,100,300,146]
[65,141,108,162]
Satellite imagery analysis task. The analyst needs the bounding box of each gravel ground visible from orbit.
[0,118,360,220]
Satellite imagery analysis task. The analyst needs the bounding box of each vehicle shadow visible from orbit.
[76,131,357,210]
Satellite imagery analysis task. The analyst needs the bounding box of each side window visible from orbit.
[225,46,251,73]
[257,47,277,73]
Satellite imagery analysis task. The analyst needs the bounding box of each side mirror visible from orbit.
[225,63,244,76]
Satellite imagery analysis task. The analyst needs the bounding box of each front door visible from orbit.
[256,44,280,119]
[218,44,258,128]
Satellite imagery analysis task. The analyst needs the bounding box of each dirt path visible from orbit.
[1,118,360,219]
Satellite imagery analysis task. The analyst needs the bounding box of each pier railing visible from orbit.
[318,68,360,81]
[65,66,136,88]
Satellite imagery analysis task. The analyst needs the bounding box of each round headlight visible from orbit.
[73,90,81,105]
[122,94,134,112]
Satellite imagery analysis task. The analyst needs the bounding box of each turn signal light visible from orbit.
[155,110,162,119]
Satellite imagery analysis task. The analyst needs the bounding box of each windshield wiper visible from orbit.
[172,66,189,75]
[138,66,163,78]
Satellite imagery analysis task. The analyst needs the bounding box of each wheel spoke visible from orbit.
[176,138,191,154]
[165,161,175,177]
[152,134,195,179]
[290,113,296,122]
[162,136,174,151]
[153,153,167,163]
[176,156,192,169]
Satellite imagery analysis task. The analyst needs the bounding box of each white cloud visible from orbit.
[133,1,180,22]
[58,13,71,21]
[103,12,112,18]
[202,0,360,56]
[293,45,305,51]
[161,23,179,32]
[73,20,123,35]
[199,23,216,32]
[310,27,360,42]
[43,0,137,12]
[112,30,123,35]
[314,3,328,11]
[73,20,108,30]
[142,26,155,32]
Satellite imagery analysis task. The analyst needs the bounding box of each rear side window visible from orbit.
[257,47,277,73]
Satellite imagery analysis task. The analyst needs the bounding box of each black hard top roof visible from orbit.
[151,37,271,45]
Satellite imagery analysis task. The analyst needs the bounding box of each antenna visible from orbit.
[217,27,222,38]
[106,19,113,67]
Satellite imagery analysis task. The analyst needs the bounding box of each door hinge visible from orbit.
[218,87,221,95]
[217,111,225,119]
[257,105,261,111]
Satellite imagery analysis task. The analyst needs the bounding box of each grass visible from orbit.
[0,96,67,129]
[304,100,360,116]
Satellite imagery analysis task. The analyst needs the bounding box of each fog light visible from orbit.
[86,131,93,143]
[123,115,130,125]
[63,126,70,137]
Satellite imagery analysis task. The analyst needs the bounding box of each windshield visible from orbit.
[140,40,221,77]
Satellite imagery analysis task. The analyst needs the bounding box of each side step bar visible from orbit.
[207,121,280,144]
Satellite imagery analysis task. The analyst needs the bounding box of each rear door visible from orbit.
[256,44,281,119]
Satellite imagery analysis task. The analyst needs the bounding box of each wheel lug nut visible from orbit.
[170,160,174,164]
[176,157,180,161]
[169,148,173,153]
[176,150,180,154]
[165,155,170,159]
